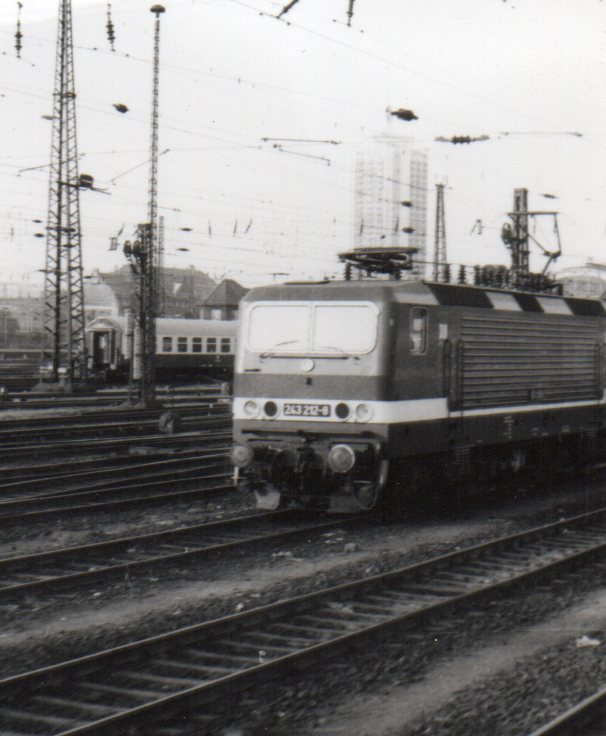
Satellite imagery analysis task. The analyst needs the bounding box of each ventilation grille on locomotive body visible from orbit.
[459,314,601,409]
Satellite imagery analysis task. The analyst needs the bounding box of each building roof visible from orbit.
[201,278,247,308]
[93,265,217,315]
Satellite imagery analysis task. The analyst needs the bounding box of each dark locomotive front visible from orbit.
[231,279,606,513]
[231,283,395,512]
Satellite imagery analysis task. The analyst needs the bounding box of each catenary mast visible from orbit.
[41,0,87,386]
[123,5,165,406]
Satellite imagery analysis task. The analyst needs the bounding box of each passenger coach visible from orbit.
[87,316,237,382]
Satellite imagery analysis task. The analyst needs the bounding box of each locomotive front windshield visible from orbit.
[246,302,379,355]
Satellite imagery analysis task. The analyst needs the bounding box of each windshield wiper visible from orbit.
[260,339,300,358]
[315,345,352,355]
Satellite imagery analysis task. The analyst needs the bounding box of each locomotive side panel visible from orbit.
[459,313,601,409]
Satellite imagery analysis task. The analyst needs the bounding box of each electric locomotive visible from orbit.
[230,249,606,513]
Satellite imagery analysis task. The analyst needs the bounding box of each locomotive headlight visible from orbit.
[355,403,373,422]
[230,442,254,468]
[327,444,356,474]
[335,403,350,419]
[264,401,278,417]
[243,400,260,418]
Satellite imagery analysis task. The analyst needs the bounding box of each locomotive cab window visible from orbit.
[177,337,188,353]
[162,336,172,353]
[192,337,202,353]
[311,304,377,353]
[221,338,231,353]
[410,308,427,355]
[246,302,378,355]
[207,337,217,353]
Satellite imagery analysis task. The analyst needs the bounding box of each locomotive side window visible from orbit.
[177,337,188,353]
[221,338,231,353]
[162,336,172,353]
[207,337,217,353]
[410,308,427,355]
[192,337,202,353]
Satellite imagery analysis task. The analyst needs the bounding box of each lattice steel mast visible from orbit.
[156,215,165,316]
[432,183,447,281]
[123,5,164,406]
[510,187,529,287]
[42,0,87,385]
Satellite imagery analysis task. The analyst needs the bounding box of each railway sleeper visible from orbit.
[271,622,332,639]
[120,670,201,690]
[154,658,234,678]
[0,706,76,729]
[248,631,317,647]
[79,681,165,702]
[216,638,294,656]
[33,695,118,718]
[185,648,257,668]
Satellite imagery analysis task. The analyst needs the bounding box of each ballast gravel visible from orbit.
[190,561,606,736]
[2,475,606,735]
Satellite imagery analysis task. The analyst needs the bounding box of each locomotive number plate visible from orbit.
[283,402,331,418]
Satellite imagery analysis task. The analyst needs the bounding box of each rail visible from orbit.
[3,505,606,734]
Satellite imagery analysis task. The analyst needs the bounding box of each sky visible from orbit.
[1,0,606,288]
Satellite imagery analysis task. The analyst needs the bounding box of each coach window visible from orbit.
[220,338,231,353]
[162,336,172,353]
[177,337,188,353]
[410,308,427,355]
[207,337,217,353]
[192,337,202,353]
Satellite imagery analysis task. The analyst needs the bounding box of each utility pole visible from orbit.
[41,0,87,388]
[122,4,165,406]
[432,183,447,282]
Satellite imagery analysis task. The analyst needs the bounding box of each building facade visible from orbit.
[353,135,428,274]
[557,261,606,299]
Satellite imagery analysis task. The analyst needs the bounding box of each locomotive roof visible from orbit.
[243,279,606,317]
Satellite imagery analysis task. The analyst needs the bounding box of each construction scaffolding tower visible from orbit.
[432,183,447,282]
[41,0,87,386]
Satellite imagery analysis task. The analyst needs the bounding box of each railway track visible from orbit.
[0,510,353,602]
[0,464,233,525]
[0,427,231,460]
[4,506,606,734]
[0,443,225,482]
[529,688,606,736]
[1,384,227,410]
[0,407,229,447]
[0,448,229,501]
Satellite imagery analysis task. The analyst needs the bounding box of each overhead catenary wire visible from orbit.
[2,2,605,286]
